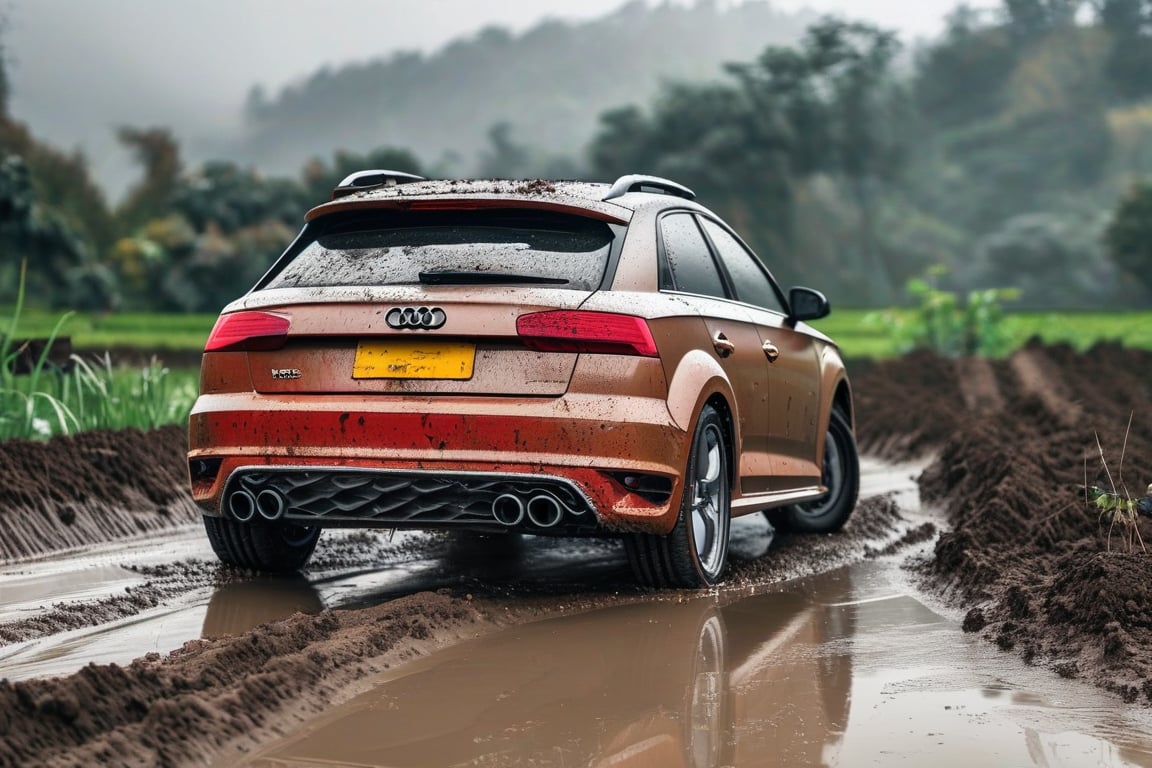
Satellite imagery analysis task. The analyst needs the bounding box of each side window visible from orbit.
[699,218,786,313]
[659,213,727,298]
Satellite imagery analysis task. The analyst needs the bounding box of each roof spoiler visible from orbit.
[332,169,427,199]
[603,174,695,201]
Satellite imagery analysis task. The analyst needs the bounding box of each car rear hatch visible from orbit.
[211,207,623,397]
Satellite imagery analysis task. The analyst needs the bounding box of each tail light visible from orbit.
[204,311,291,352]
[516,311,658,357]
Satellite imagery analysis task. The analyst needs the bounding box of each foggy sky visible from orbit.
[2,0,977,196]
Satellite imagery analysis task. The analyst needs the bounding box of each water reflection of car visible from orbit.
[200,576,323,639]
[188,172,859,587]
[236,589,856,768]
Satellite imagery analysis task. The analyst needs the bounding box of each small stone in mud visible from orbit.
[36,693,79,723]
[1005,585,1032,619]
[962,607,987,633]
[996,622,1016,650]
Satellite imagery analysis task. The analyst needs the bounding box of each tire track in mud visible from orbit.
[0,591,494,768]
[0,562,214,646]
[0,493,917,768]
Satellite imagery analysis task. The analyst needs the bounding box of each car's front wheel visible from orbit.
[203,515,321,574]
[769,408,859,534]
[626,404,731,588]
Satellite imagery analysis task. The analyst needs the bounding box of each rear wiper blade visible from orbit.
[418,270,569,285]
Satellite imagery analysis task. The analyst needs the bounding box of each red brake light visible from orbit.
[516,311,658,357]
[204,311,291,352]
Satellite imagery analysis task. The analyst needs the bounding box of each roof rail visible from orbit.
[332,169,427,199]
[603,174,695,202]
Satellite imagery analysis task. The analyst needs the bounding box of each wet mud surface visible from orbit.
[0,424,199,561]
[855,342,1152,704]
[2,342,1152,766]
[240,562,1152,767]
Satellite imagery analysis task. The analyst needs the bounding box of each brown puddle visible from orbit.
[235,561,1152,768]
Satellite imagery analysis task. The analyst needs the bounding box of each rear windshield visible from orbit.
[262,210,614,291]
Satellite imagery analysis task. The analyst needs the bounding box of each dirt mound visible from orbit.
[0,591,490,767]
[0,425,199,561]
[856,340,1152,701]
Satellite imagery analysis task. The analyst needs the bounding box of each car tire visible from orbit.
[626,404,731,588]
[768,408,859,534]
[203,515,321,574]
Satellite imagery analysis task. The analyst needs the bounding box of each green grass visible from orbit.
[812,309,1152,359]
[0,307,216,351]
[1,269,203,440]
[0,357,200,440]
[7,305,1152,360]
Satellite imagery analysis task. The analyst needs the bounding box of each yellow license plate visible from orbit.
[353,340,475,380]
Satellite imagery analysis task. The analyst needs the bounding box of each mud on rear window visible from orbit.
[263,210,614,291]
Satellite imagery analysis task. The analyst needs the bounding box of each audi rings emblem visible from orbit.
[385,306,447,330]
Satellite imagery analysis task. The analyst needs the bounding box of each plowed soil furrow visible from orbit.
[911,344,1152,704]
[0,425,199,562]
[956,356,1004,416]
[1009,345,1083,427]
[850,351,965,459]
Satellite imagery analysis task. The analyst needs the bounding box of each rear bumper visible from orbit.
[188,392,687,534]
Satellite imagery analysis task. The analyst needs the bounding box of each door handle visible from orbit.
[712,333,735,358]
[762,341,780,363]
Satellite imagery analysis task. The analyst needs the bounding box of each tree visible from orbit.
[173,161,305,234]
[1093,0,1152,100]
[476,122,531,178]
[300,146,423,204]
[727,18,907,302]
[1104,182,1152,297]
[589,106,658,178]
[967,212,1116,308]
[913,10,1019,127]
[1002,0,1083,42]
[0,154,32,229]
[116,127,183,231]
[589,79,798,280]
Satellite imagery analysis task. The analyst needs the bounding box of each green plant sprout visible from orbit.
[1085,414,1152,554]
[865,265,1019,357]
[0,260,198,441]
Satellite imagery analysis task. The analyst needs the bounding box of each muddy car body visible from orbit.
[188,172,858,587]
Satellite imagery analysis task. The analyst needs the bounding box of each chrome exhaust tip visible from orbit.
[256,489,286,521]
[492,494,525,526]
[527,494,563,528]
[228,489,257,522]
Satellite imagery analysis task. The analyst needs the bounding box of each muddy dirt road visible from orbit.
[0,458,914,683]
[2,342,1152,766]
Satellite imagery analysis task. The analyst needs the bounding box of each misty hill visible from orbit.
[235,1,816,176]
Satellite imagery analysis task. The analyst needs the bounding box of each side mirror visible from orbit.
[788,286,830,324]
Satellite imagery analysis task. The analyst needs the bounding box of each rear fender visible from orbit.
[662,349,738,518]
[665,348,737,444]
